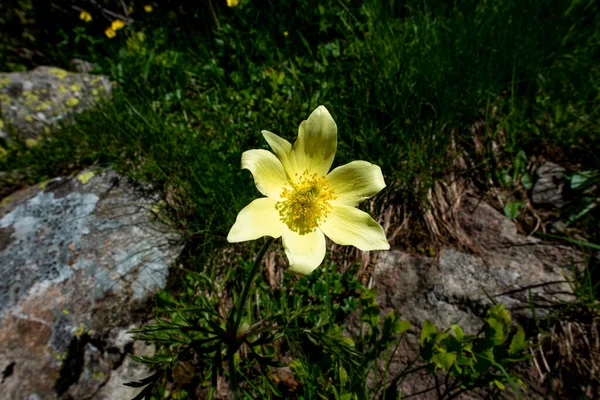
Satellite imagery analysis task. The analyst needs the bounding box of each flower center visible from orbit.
[276,170,336,235]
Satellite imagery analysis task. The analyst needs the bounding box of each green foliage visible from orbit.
[419,304,529,398]
[504,201,524,221]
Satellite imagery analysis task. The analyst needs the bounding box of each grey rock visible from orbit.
[70,59,96,74]
[531,162,567,208]
[346,195,582,399]
[94,338,155,400]
[0,66,112,142]
[0,169,181,399]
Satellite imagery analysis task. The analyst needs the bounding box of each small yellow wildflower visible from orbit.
[227,0,240,7]
[105,27,117,38]
[228,106,390,275]
[111,19,126,31]
[283,31,289,37]
[79,10,92,23]
[144,5,153,12]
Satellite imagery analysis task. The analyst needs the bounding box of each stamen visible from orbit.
[275,170,336,235]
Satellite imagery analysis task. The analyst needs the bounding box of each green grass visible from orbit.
[3,0,599,248]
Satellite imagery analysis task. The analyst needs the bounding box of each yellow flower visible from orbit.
[79,10,92,23]
[105,27,116,38]
[227,0,240,7]
[144,5,153,12]
[228,106,390,275]
[111,19,126,31]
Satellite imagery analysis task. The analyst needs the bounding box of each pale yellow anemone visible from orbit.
[227,106,390,274]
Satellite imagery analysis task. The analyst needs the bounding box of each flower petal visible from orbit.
[282,228,326,275]
[261,130,299,179]
[241,149,289,199]
[293,106,337,178]
[227,198,285,242]
[327,161,386,206]
[320,205,390,251]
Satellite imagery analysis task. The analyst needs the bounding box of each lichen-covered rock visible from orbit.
[0,169,181,400]
[345,195,582,399]
[0,66,112,142]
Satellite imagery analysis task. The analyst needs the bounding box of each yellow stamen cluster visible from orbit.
[276,170,336,235]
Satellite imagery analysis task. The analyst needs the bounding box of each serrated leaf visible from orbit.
[487,318,507,345]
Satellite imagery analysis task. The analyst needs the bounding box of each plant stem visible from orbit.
[234,237,274,331]
[227,349,239,400]
[228,237,274,398]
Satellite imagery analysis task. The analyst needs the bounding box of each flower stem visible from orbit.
[227,349,239,400]
[228,237,274,398]
[233,237,274,331]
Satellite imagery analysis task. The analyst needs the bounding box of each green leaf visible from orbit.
[513,150,527,177]
[339,366,348,387]
[504,201,524,220]
[509,326,527,355]
[420,320,437,346]
[383,312,411,336]
[487,318,507,345]
[494,379,506,390]
[473,347,494,374]
[432,351,457,370]
[570,170,594,190]
[450,324,464,341]
[565,199,597,227]
[501,170,513,186]
[360,304,380,327]
[395,319,412,335]
[420,320,437,360]
[520,173,533,190]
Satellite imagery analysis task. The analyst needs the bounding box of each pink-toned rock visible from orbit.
[0,169,180,399]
